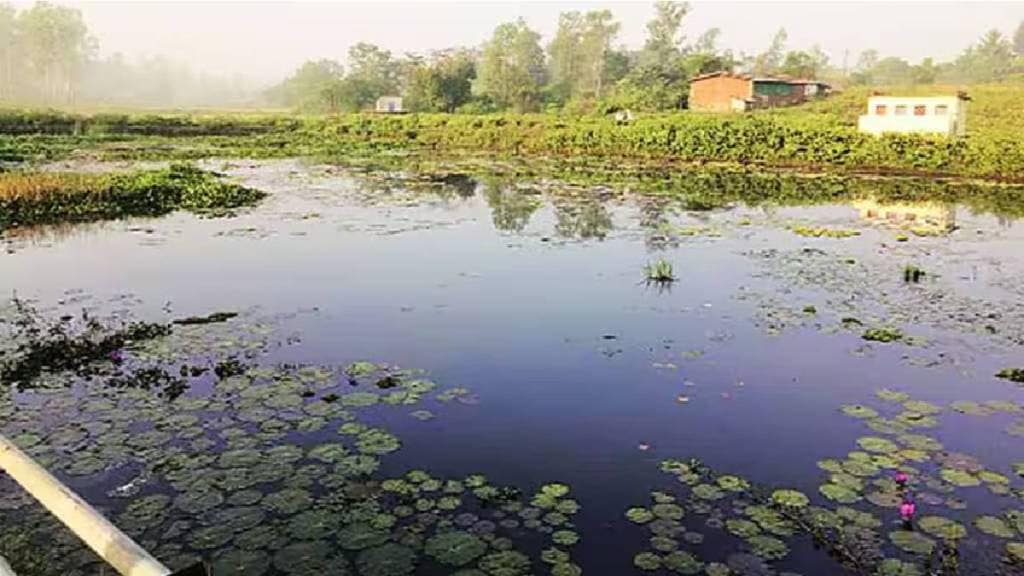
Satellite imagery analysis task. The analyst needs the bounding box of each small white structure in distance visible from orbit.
[858,95,967,137]
[375,96,403,113]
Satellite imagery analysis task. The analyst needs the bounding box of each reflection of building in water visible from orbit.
[853,199,956,233]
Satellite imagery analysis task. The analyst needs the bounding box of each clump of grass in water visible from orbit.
[863,327,904,343]
[644,259,675,283]
[0,163,265,231]
[903,265,926,283]
[996,368,1024,384]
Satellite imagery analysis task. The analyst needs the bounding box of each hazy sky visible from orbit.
[25,1,1024,83]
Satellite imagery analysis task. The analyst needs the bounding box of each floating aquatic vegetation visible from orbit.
[644,259,675,283]
[862,328,905,343]
[790,225,860,239]
[0,297,172,390]
[996,368,1024,384]
[889,530,935,555]
[172,311,239,326]
[903,265,925,284]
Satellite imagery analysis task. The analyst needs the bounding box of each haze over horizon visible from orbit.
[16,0,1024,85]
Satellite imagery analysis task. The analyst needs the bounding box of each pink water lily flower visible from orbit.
[899,501,916,522]
[894,471,909,485]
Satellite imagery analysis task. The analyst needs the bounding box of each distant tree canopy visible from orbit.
[0,1,257,107]
[3,0,1024,112]
[476,19,546,112]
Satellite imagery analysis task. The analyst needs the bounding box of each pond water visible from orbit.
[2,159,1024,576]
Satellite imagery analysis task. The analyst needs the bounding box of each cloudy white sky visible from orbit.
[20,1,1024,83]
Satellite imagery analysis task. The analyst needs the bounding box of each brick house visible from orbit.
[688,72,830,112]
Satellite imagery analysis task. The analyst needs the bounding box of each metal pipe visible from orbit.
[0,435,170,576]
[0,555,18,576]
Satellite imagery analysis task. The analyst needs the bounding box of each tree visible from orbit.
[265,59,345,111]
[16,2,93,103]
[405,49,476,112]
[950,29,1014,82]
[547,10,620,104]
[779,46,828,78]
[0,3,16,100]
[752,28,787,75]
[477,19,545,111]
[1014,21,1024,57]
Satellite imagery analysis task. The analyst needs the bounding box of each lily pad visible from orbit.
[425,531,486,567]
[478,550,531,576]
[356,543,416,576]
[626,508,655,524]
[917,516,966,540]
[771,489,809,509]
[975,516,1016,538]
[819,483,861,503]
[889,530,935,555]
[338,522,390,551]
[939,469,980,487]
[662,551,703,574]
[745,535,788,560]
[633,552,661,571]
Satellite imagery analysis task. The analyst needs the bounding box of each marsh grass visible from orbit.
[644,259,675,283]
[0,164,265,231]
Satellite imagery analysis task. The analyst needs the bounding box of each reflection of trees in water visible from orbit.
[553,197,613,240]
[637,196,675,251]
[480,178,542,233]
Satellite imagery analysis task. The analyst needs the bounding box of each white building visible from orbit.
[858,95,967,137]
[375,96,403,113]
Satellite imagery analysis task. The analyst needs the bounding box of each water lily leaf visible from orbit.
[650,535,678,552]
[187,524,234,550]
[918,516,966,540]
[717,475,750,492]
[875,558,921,576]
[1007,542,1024,563]
[356,543,416,576]
[662,551,703,574]
[975,516,1016,538]
[877,389,910,403]
[287,509,337,540]
[425,531,486,567]
[889,530,935,555]
[652,503,684,520]
[903,400,941,415]
[212,549,269,576]
[939,469,980,487]
[771,489,809,509]
[819,483,861,503]
[726,519,762,538]
[626,508,654,524]
[692,484,725,501]
[857,437,899,454]
[478,550,531,576]
[261,488,312,516]
[551,530,579,546]
[633,552,661,571]
[341,392,380,408]
[745,535,788,560]
[356,429,401,455]
[842,405,879,419]
[308,443,349,463]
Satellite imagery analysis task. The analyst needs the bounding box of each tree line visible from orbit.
[268,2,1024,113]
[1,1,1022,111]
[0,1,255,107]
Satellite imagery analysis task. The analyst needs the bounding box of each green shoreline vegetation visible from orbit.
[2,97,1024,182]
[0,163,265,231]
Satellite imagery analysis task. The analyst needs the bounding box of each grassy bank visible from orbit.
[1,84,1023,181]
[0,164,265,231]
